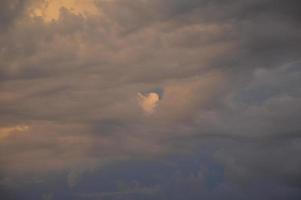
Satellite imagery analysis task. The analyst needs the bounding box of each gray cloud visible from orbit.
[0,0,29,32]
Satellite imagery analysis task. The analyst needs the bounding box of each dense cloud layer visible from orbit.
[0,0,301,199]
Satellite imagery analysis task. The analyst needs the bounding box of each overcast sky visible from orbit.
[0,0,301,199]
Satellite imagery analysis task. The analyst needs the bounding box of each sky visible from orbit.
[0,0,301,199]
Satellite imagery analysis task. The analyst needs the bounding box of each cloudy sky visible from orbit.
[0,0,301,199]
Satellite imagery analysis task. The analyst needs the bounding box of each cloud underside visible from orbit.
[0,0,301,198]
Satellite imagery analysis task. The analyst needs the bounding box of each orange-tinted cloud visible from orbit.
[0,125,29,140]
[138,92,160,114]
[30,0,99,21]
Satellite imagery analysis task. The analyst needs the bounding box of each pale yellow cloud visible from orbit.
[0,125,29,140]
[137,92,160,114]
[30,0,99,21]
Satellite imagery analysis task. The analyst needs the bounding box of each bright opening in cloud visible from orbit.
[30,0,99,21]
[137,92,160,114]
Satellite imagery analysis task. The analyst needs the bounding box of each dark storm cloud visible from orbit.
[0,0,301,199]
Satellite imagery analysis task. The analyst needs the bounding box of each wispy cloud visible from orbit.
[0,125,29,140]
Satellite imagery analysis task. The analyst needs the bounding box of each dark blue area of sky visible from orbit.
[4,153,224,200]
[3,152,301,200]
